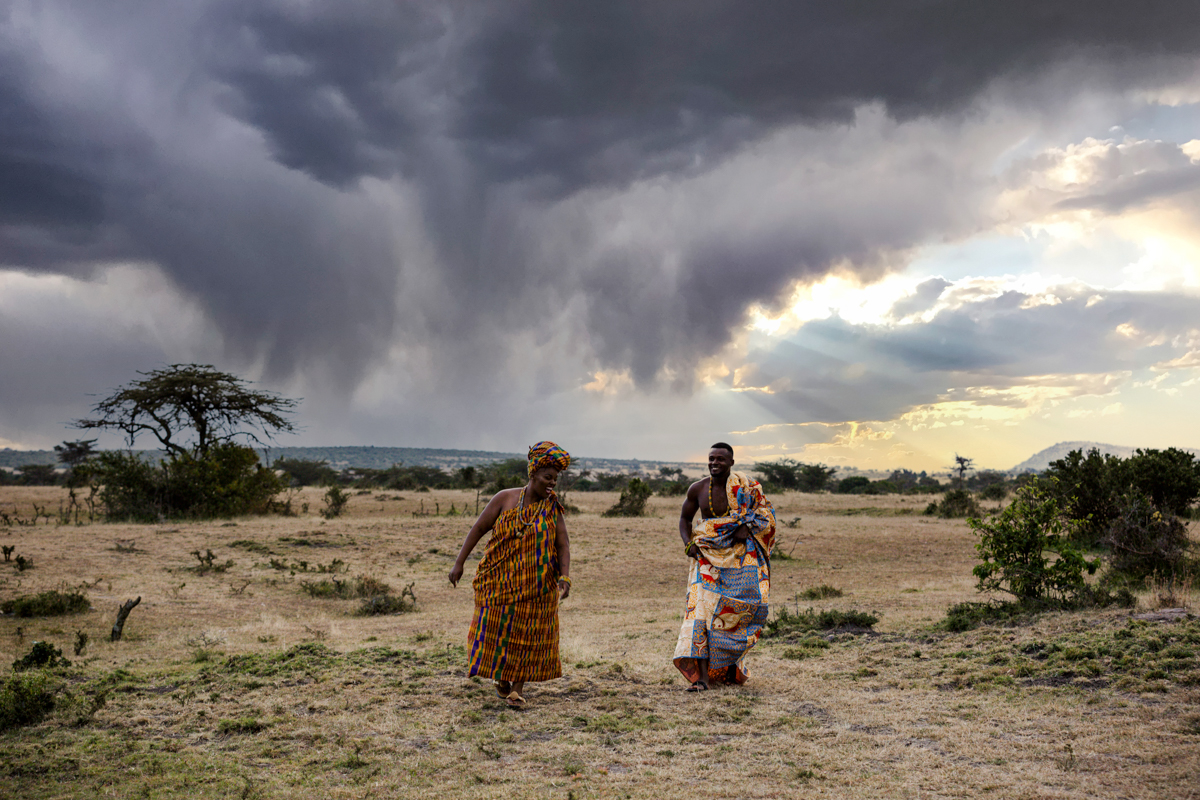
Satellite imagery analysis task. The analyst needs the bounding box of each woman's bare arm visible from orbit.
[448,490,511,586]
[555,509,570,600]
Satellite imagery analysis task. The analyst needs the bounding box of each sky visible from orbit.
[3,1,1200,472]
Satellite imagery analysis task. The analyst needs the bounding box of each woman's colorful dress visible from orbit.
[467,488,563,682]
[673,472,776,685]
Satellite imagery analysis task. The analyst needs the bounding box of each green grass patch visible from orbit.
[800,585,844,600]
[935,618,1200,692]
[216,716,267,735]
[227,539,270,554]
[765,607,879,639]
[1,589,89,617]
[0,671,58,732]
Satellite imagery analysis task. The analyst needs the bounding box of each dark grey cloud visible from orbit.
[3,0,1200,411]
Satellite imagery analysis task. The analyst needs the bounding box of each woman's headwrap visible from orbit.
[527,441,571,477]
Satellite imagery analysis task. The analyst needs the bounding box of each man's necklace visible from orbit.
[707,479,716,517]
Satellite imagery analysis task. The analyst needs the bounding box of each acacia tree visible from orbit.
[73,365,297,521]
[74,364,297,456]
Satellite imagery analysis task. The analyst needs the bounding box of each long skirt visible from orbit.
[467,591,561,682]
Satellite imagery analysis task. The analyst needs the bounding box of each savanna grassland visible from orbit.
[0,486,1197,799]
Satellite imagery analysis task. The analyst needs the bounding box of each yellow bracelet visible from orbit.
[558,575,571,586]
[684,541,695,555]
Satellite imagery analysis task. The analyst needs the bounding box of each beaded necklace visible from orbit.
[706,478,717,518]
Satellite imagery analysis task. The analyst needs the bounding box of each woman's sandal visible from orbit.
[505,691,527,709]
[493,680,512,698]
[685,681,709,692]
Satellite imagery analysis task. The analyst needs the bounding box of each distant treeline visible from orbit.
[751,458,1008,496]
[271,458,699,497]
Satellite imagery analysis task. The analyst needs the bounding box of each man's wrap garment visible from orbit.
[467,439,570,683]
[673,471,775,685]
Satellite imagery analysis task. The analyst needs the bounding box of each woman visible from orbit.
[448,441,572,708]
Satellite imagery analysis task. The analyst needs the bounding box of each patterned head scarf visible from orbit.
[527,441,571,477]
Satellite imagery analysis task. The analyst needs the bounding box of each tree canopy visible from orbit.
[74,364,298,456]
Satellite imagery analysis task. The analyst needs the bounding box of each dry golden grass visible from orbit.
[0,486,1197,799]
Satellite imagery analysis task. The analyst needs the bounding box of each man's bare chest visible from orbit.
[699,478,730,519]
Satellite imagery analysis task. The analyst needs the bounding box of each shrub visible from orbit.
[602,478,652,517]
[321,485,350,519]
[1043,448,1124,544]
[273,457,339,487]
[1,589,90,617]
[95,444,283,522]
[1123,447,1200,517]
[13,641,72,671]
[357,582,417,616]
[834,476,870,494]
[0,672,58,732]
[979,483,1009,501]
[938,489,981,518]
[1103,490,1194,583]
[301,575,390,600]
[970,481,1098,602]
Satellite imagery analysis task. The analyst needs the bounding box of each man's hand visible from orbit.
[448,564,464,586]
[685,542,699,559]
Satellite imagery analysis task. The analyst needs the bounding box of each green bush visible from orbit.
[1044,446,1200,545]
[0,671,58,731]
[273,457,339,487]
[1103,490,1194,583]
[1,589,90,617]
[603,478,652,517]
[357,582,417,616]
[978,483,1009,501]
[12,641,71,671]
[970,481,1098,602]
[834,476,871,494]
[321,485,350,519]
[923,489,981,518]
[95,443,283,521]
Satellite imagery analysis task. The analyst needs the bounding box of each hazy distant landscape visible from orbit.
[4,440,1196,478]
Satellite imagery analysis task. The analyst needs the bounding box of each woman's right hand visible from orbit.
[448,564,464,586]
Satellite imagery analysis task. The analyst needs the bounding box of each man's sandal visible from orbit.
[685,681,709,692]
[505,691,527,708]
[493,680,512,698]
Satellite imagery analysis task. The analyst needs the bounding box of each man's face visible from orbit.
[708,448,734,478]
[531,466,560,495]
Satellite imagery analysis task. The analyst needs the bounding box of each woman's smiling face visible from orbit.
[530,466,560,497]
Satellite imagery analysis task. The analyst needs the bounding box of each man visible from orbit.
[673,442,776,691]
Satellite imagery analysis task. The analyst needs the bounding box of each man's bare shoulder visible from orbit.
[685,477,709,498]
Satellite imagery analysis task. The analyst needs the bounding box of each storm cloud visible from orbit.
[4,1,1200,452]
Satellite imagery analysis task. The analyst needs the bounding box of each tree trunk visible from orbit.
[111,596,141,641]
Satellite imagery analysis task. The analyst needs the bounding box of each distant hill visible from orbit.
[1009,441,1200,473]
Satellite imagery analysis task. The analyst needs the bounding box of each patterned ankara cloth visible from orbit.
[468,487,564,682]
[673,471,775,686]
[527,441,571,477]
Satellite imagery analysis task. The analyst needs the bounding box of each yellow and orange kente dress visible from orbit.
[467,488,563,682]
